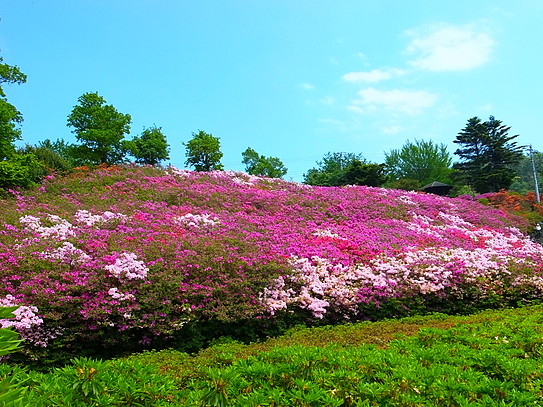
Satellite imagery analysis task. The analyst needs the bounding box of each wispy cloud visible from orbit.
[405,23,495,71]
[350,87,438,115]
[382,125,404,134]
[319,96,336,105]
[300,83,315,90]
[342,68,405,83]
[318,118,351,132]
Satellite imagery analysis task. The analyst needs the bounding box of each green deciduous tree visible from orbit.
[384,139,453,188]
[509,150,543,194]
[303,152,374,186]
[183,130,224,171]
[453,116,524,193]
[340,160,388,187]
[0,57,27,160]
[0,57,46,190]
[241,147,288,178]
[127,126,170,166]
[67,92,132,165]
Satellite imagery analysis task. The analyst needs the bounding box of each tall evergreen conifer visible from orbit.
[453,116,524,193]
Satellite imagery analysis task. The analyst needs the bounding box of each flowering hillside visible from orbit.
[1,166,543,360]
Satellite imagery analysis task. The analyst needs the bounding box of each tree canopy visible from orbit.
[303,152,386,187]
[241,147,287,179]
[509,149,543,194]
[340,159,388,187]
[128,126,170,166]
[67,92,132,165]
[183,130,224,172]
[0,57,27,160]
[453,116,524,193]
[384,139,453,188]
[0,56,46,190]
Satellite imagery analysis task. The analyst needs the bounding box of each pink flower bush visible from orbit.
[19,214,75,240]
[104,252,148,280]
[0,295,56,347]
[41,242,91,265]
[1,165,542,357]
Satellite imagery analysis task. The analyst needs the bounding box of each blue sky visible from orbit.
[1,0,541,181]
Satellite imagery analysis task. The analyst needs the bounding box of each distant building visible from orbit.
[422,181,452,196]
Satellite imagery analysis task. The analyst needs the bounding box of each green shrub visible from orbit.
[132,306,543,406]
[29,145,73,174]
[0,154,44,189]
[2,357,180,406]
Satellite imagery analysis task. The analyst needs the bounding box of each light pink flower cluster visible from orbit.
[167,167,192,178]
[261,257,352,318]
[19,214,75,240]
[107,287,135,301]
[0,295,54,347]
[217,170,262,186]
[41,242,91,265]
[0,295,42,330]
[262,213,543,319]
[104,252,148,280]
[174,213,220,228]
[73,210,128,227]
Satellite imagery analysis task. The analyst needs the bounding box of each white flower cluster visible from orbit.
[41,242,91,265]
[208,170,262,185]
[19,215,75,240]
[397,195,417,205]
[437,212,473,228]
[73,210,127,227]
[313,229,344,239]
[107,287,135,301]
[174,213,220,228]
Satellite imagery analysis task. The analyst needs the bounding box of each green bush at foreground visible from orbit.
[3,305,543,406]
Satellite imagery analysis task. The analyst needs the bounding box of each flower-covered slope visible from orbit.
[1,166,542,351]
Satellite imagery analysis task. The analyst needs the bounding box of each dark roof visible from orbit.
[422,181,451,189]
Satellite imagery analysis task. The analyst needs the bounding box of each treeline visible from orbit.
[1,56,541,195]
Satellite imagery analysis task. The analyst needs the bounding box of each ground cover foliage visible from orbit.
[2,306,543,406]
[1,165,543,366]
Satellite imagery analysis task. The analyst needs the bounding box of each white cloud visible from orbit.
[342,68,405,83]
[405,24,495,71]
[300,83,315,90]
[347,105,371,114]
[356,52,368,60]
[477,103,494,113]
[319,96,336,105]
[318,118,350,132]
[382,125,404,134]
[351,87,438,115]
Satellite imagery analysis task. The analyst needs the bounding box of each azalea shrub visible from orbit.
[1,165,543,363]
[476,189,543,230]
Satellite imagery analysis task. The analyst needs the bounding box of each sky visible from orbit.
[1,0,542,181]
